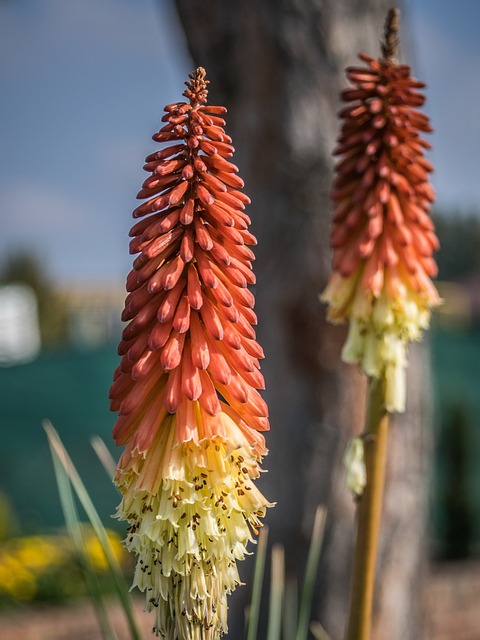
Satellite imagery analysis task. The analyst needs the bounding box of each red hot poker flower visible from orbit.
[322,46,440,412]
[110,68,271,639]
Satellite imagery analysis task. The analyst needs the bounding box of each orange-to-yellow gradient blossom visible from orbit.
[110,68,271,639]
[321,51,440,412]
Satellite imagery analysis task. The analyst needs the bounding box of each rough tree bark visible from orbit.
[171,2,432,638]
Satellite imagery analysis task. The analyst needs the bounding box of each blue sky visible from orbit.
[1,0,479,285]
[405,0,480,212]
[0,0,191,284]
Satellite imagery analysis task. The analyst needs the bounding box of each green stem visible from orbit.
[345,378,390,640]
[246,526,268,640]
[295,506,327,640]
[44,421,144,640]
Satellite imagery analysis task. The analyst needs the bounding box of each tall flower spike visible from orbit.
[110,68,271,639]
[321,10,440,412]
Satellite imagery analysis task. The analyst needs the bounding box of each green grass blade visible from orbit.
[283,577,298,640]
[266,543,284,640]
[310,621,332,640]
[90,435,117,479]
[50,449,118,640]
[295,506,327,640]
[246,525,269,640]
[43,420,143,640]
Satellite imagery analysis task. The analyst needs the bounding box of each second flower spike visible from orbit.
[110,68,271,639]
[321,19,441,412]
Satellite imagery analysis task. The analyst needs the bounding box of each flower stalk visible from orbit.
[321,8,440,639]
[321,8,440,414]
[345,379,389,640]
[110,68,271,639]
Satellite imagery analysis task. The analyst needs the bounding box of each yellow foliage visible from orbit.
[0,527,127,603]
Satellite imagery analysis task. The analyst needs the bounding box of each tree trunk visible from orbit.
[171,2,431,638]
